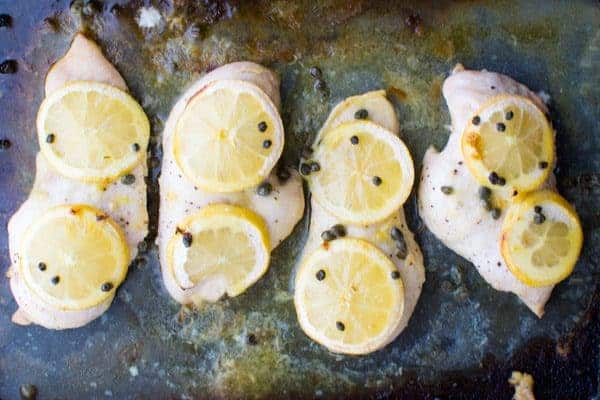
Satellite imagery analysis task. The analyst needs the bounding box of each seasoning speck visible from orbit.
[0,59,17,74]
[45,133,55,143]
[505,110,514,120]
[309,66,322,79]
[534,205,542,214]
[391,270,400,280]
[262,139,272,149]
[38,262,47,271]
[488,171,506,186]
[316,269,326,281]
[331,224,346,238]
[121,174,136,185]
[132,142,141,152]
[350,135,359,145]
[354,109,368,120]
[472,115,481,125]
[478,186,492,200]
[539,161,548,169]
[0,14,12,28]
[314,79,326,91]
[321,230,335,242]
[496,122,506,132]
[51,276,60,285]
[310,162,320,172]
[0,138,11,150]
[258,121,268,132]
[101,282,113,292]
[533,213,546,224]
[491,208,501,220]
[372,176,382,186]
[276,166,291,182]
[257,182,272,196]
[441,186,453,195]
[19,384,37,400]
[182,232,193,247]
[336,321,345,331]
[300,163,311,176]
[247,333,258,345]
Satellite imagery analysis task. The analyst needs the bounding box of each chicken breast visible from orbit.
[158,62,305,304]
[300,91,425,346]
[418,64,553,317]
[6,34,148,329]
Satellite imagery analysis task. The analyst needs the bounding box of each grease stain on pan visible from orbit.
[0,0,598,399]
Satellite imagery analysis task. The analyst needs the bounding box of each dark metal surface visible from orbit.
[0,1,598,399]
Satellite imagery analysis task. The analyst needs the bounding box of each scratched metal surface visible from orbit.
[0,1,598,399]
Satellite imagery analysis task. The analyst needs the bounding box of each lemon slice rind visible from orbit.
[309,120,414,225]
[317,90,400,142]
[19,204,129,311]
[294,238,405,355]
[500,190,582,287]
[461,94,554,193]
[37,81,150,184]
[173,79,284,193]
[166,204,270,300]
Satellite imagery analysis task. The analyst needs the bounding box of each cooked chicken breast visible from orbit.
[418,64,553,316]
[7,34,148,329]
[158,62,305,304]
[300,92,425,344]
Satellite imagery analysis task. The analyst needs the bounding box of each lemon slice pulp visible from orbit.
[500,190,582,287]
[167,204,270,300]
[294,238,404,355]
[19,205,129,310]
[308,120,414,225]
[37,81,150,184]
[461,95,554,193]
[173,80,283,193]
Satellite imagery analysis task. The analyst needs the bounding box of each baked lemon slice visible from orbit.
[308,120,414,225]
[19,205,129,311]
[167,204,270,300]
[461,95,554,193]
[173,80,283,193]
[500,190,583,287]
[317,90,400,142]
[37,81,150,184]
[294,238,404,355]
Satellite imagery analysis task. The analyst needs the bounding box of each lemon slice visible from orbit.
[461,95,554,193]
[294,238,404,354]
[167,204,270,300]
[19,205,129,311]
[308,120,414,225]
[173,80,284,193]
[317,90,400,142]
[37,81,150,184]
[500,190,583,287]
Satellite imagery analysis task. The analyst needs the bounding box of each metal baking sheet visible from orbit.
[0,1,598,398]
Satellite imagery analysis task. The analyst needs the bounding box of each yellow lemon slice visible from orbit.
[461,95,554,193]
[308,120,414,225]
[37,81,150,184]
[167,204,270,300]
[294,238,404,355]
[316,90,400,142]
[500,190,583,287]
[173,80,284,193]
[19,205,129,311]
